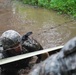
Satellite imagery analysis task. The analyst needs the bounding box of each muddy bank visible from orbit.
[0,0,76,49]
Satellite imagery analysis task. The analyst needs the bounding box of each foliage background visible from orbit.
[22,0,76,17]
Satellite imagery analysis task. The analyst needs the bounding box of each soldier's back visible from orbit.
[29,37,76,75]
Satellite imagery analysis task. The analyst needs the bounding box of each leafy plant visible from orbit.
[21,0,76,18]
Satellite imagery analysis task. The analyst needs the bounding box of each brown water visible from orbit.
[0,0,76,49]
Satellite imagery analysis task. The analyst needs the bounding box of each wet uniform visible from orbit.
[29,37,76,75]
[0,36,43,75]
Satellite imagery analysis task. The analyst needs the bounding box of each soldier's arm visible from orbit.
[29,54,61,75]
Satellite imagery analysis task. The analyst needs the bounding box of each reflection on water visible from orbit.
[0,0,76,48]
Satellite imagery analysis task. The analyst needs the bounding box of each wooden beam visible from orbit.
[0,46,63,65]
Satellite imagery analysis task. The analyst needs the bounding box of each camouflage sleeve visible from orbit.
[23,37,49,62]
[23,37,43,52]
[29,53,61,75]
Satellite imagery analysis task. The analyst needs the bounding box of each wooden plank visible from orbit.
[0,46,63,65]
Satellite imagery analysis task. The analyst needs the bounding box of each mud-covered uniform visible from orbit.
[0,30,48,75]
[29,37,76,75]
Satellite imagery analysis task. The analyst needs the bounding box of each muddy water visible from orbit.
[0,0,76,49]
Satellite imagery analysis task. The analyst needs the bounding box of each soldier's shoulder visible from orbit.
[38,53,61,75]
[43,53,60,68]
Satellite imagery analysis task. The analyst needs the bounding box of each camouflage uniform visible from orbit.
[29,37,76,75]
[0,30,44,75]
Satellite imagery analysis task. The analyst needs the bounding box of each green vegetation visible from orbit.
[22,0,76,18]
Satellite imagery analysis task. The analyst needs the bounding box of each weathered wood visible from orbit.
[0,46,63,65]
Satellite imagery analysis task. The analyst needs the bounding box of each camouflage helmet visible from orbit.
[1,30,21,50]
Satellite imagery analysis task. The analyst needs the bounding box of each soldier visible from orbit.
[29,37,76,75]
[0,30,49,75]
